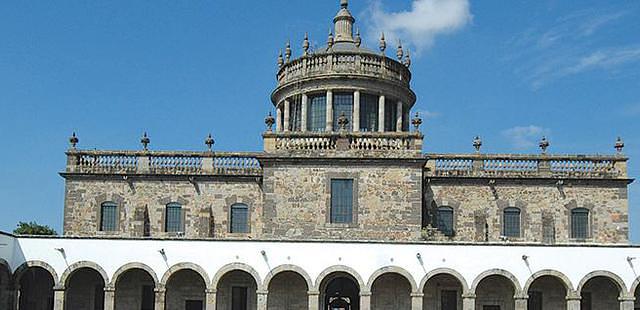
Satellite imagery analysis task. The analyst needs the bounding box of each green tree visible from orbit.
[13,221,57,235]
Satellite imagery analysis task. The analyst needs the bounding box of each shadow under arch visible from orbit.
[59,261,109,288]
[263,264,314,292]
[365,266,418,293]
[522,269,574,293]
[13,260,60,286]
[109,262,159,288]
[160,262,211,290]
[210,262,263,291]
[419,267,470,293]
[470,268,523,296]
[314,265,366,292]
[576,270,628,297]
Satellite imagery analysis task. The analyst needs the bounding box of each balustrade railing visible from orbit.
[66,150,262,176]
[263,131,423,154]
[277,51,411,87]
[426,154,627,179]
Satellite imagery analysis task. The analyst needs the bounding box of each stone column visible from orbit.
[619,296,636,310]
[410,292,423,310]
[154,287,165,310]
[515,295,528,310]
[301,93,308,132]
[353,90,360,132]
[396,101,403,132]
[104,286,116,310]
[276,105,282,132]
[283,99,290,132]
[326,90,333,131]
[53,288,65,310]
[360,291,372,310]
[378,95,385,132]
[566,292,581,310]
[257,290,268,310]
[462,293,476,310]
[205,289,216,310]
[308,290,320,310]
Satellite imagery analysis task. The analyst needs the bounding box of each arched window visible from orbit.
[165,203,183,233]
[436,206,454,237]
[503,207,521,238]
[100,202,118,231]
[230,203,250,233]
[571,208,589,239]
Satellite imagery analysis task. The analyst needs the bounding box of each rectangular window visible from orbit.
[307,95,326,132]
[437,207,454,237]
[440,290,457,310]
[100,203,118,231]
[333,93,353,131]
[384,99,397,131]
[185,300,203,310]
[230,204,249,233]
[232,287,248,310]
[503,208,521,238]
[165,204,183,233]
[331,179,353,224]
[289,95,302,131]
[571,208,589,239]
[359,94,378,132]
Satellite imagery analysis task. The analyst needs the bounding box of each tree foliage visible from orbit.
[13,221,57,235]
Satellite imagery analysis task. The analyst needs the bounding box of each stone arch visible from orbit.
[419,267,470,293]
[0,258,10,281]
[470,268,522,295]
[523,269,574,293]
[263,264,314,291]
[109,262,159,288]
[59,261,109,288]
[314,265,366,292]
[13,260,59,286]
[211,262,263,290]
[160,262,211,290]
[630,276,640,298]
[365,266,418,293]
[577,270,628,297]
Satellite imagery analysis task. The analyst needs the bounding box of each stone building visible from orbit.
[0,1,638,310]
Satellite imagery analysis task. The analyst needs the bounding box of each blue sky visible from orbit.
[1,0,639,241]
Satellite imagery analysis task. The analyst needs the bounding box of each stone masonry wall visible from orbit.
[261,162,423,241]
[425,180,629,244]
[64,178,263,239]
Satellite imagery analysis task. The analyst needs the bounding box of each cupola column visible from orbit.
[275,105,282,132]
[301,93,308,132]
[283,99,290,132]
[378,94,385,132]
[396,101,403,132]
[326,90,334,131]
[353,90,360,132]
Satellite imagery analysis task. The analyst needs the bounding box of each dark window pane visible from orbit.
[289,95,302,131]
[331,179,353,223]
[437,207,454,236]
[308,95,326,132]
[232,287,248,310]
[384,99,397,131]
[100,202,118,231]
[333,93,353,131]
[231,204,249,233]
[503,207,521,237]
[571,208,589,239]
[441,290,457,310]
[165,203,183,233]
[359,94,378,132]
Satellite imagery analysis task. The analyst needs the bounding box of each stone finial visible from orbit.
[303,33,310,55]
[265,112,275,132]
[473,136,482,153]
[615,137,625,154]
[340,0,348,8]
[379,33,386,53]
[69,132,79,149]
[327,29,335,51]
[539,136,549,154]
[141,132,150,151]
[337,112,349,131]
[411,112,422,132]
[404,50,411,67]
[285,41,292,62]
[355,28,361,48]
[277,50,284,67]
[397,40,404,61]
[205,133,215,151]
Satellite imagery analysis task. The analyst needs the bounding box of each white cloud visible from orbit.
[502,125,550,150]
[366,0,472,54]
[562,46,640,75]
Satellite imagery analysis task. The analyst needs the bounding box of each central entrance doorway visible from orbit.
[320,272,360,310]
